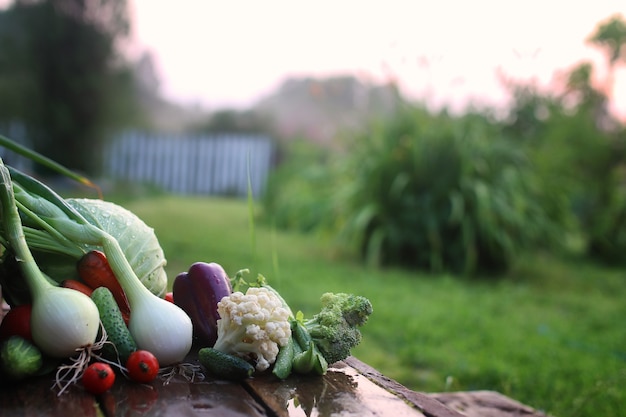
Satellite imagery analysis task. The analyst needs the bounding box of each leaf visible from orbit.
[365,227,386,268]
[0,134,101,197]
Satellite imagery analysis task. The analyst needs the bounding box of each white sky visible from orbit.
[0,0,621,117]
[127,0,626,118]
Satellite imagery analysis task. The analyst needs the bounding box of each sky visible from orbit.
[123,1,625,118]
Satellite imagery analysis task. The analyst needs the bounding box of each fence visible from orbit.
[0,126,275,198]
[104,132,275,198]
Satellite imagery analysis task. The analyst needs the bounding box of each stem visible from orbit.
[2,163,151,305]
[0,135,96,188]
[33,211,151,306]
[16,201,84,256]
[0,160,52,299]
[100,232,153,306]
[21,227,85,258]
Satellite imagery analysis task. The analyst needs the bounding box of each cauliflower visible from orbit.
[213,286,292,371]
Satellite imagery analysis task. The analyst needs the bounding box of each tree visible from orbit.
[582,14,626,263]
[587,13,626,103]
[0,0,137,175]
[195,109,275,136]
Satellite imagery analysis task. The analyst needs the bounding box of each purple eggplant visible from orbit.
[173,262,232,346]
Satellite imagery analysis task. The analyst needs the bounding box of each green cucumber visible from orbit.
[0,336,42,380]
[272,337,294,380]
[198,347,254,381]
[91,286,137,363]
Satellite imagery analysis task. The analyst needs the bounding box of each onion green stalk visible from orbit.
[5,167,168,297]
[0,134,101,195]
[0,159,100,358]
[1,164,192,365]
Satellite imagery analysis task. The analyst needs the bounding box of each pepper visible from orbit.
[172,262,232,347]
[61,279,95,297]
[77,250,131,325]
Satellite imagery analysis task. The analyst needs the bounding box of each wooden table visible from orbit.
[0,351,550,417]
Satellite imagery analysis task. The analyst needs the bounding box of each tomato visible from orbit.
[82,362,115,395]
[126,350,160,383]
[0,304,32,342]
[164,292,174,303]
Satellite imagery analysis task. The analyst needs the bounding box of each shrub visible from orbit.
[513,100,626,265]
[261,139,337,232]
[334,106,563,275]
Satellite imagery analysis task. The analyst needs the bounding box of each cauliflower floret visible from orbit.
[213,286,292,371]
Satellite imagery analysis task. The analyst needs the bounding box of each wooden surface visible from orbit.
[0,298,550,417]
[430,391,551,417]
[0,352,551,417]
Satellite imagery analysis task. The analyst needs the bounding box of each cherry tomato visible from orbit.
[164,292,174,303]
[82,362,115,395]
[126,350,160,383]
[0,304,32,342]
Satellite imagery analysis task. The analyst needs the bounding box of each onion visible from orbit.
[30,286,99,357]
[102,238,193,365]
[128,295,193,365]
[0,163,99,358]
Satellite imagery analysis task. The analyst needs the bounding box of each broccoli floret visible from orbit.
[302,292,373,365]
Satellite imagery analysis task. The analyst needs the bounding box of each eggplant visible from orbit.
[173,262,232,346]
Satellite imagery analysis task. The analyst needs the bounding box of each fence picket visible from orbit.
[103,132,274,198]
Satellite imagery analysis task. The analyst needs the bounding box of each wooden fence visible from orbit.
[0,126,275,198]
[103,132,275,198]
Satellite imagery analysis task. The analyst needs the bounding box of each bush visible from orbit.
[512,99,626,265]
[261,139,338,233]
[334,106,563,275]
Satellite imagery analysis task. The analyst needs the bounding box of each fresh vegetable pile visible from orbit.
[0,145,372,396]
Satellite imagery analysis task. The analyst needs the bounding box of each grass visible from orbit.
[117,194,625,417]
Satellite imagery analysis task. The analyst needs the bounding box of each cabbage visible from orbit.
[10,197,168,298]
[67,198,168,296]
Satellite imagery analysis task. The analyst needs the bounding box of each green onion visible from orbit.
[0,159,100,358]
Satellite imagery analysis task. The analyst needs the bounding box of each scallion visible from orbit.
[0,160,100,358]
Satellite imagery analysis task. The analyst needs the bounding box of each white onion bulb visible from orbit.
[31,286,100,358]
[128,294,193,366]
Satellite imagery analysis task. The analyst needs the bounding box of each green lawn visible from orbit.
[119,195,625,417]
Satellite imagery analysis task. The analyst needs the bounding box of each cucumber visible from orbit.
[0,336,42,380]
[91,286,137,363]
[272,337,294,380]
[198,347,254,381]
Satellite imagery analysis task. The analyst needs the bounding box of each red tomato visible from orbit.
[164,292,174,303]
[82,362,115,395]
[0,304,32,342]
[126,350,160,383]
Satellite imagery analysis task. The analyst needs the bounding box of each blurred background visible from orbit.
[0,1,625,416]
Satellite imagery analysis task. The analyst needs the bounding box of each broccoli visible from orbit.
[301,292,373,365]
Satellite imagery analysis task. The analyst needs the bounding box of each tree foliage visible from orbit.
[194,109,276,137]
[0,0,137,175]
[587,13,626,66]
